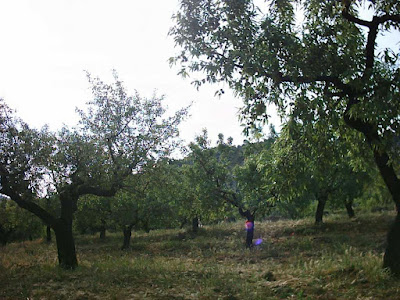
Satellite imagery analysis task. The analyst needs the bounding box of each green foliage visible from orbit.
[0,198,44,245]
[113,160,185,232]
[0,99,52,201]
[74,195,112,235]
[187,129,276,221]
[0,72,189,267]
[170,1,400,215]
[49,71,190,195]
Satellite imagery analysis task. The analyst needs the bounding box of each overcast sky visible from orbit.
[0,0,265,146]
[0,1,398,147]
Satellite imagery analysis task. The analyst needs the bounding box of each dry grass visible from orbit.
[1,211,399,299]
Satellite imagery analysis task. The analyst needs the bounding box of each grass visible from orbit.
[1,211,400,299]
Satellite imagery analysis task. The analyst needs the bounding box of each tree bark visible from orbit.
[315,195,327,225]
[99,219,106,239]
[192,216,199,233]
[53,192,78,269]
[344,200,355,218]
[344,98,400,275]
[46,225,52,243]
[0,224,12,246]
[54,220,77,269]
[383,211,400,276]
[121,224,133,250]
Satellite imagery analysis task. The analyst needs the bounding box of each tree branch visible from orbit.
[77,184,118,198]
[343,97,400,207]
[342,9,372,28]
[1,188,58,227]
[342,3,400,74]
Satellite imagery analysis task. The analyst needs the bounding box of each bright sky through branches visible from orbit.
[0,0,267,146]
[0,1,398,147]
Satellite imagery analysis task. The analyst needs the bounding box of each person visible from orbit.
[245,220,254,248]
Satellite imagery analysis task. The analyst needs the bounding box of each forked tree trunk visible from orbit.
[315,195,327,225]
[121,224,133,250]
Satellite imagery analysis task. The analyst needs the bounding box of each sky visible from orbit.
[0,1,398,147]
[0,0,265,146]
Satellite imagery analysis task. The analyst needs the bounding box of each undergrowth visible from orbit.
[1,211,399,299]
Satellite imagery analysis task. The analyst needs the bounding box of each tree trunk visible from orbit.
[192,216,199,233]
[0,224,11,246]
[99,228,106,239]
[344,200,355,218]
[54,220,78,269]
[46,225,52,243]
[315,196,327,225]
[121,225,133,250]
[53,193,78,269]
[383,211,400,276]
[180,218,188,229]
[344,99,400,275]
[99,219,106,239]
[142,220,150,233]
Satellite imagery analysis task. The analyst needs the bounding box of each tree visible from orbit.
[75,195,112,238]
[0,73,188,269]
[183,144,235,233]
[0,100,50,245]
[0,197,44,245]
[170,0,400,274]
[189,130,273,247]
[112,159,184,249]
[261,117,369,224]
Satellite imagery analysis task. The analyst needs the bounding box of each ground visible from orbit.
[1,211,399,299]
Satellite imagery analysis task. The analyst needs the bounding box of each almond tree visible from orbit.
[170,0,400,274]
[0,73,187,269]
[189,130,274,247]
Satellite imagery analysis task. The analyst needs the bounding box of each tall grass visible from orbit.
[1,211,399,299]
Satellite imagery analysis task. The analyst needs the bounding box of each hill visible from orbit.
[1,211,399,299]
